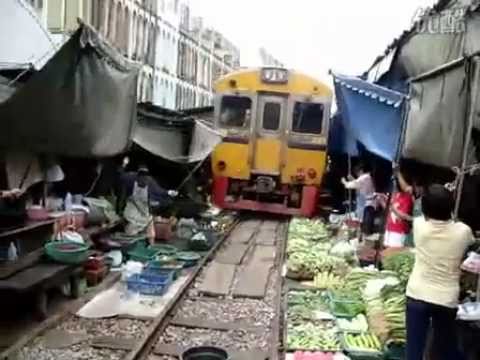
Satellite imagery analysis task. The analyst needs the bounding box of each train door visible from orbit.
[252,95,287,175]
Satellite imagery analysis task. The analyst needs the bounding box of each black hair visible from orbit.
[422,184,454,221]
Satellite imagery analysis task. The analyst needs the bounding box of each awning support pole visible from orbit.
[454,56,480,220]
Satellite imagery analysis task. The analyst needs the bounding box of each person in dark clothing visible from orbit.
[118,158,177,243]
[117,158,177,214]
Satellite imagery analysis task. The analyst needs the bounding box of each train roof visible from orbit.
[214,68,332,97]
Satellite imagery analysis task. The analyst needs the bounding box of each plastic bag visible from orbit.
[121,261,143,281]
[457,302,480,320]
[62,230,84,244]
[461,252,480,274]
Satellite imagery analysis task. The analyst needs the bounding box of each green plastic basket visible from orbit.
[176,251,201,267]
[149,244,178,256]
[127,244,160,262]
[45,241,90,265]
[112,234,147,253]
[328,291,365,318]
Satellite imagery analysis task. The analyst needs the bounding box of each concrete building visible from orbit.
[43,0,240,109]
[176,15,240,110]
[26,0,49,28]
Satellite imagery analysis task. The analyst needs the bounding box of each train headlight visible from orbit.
[308,168,317,179]
[261,68,289,84]
[217,161,227,171]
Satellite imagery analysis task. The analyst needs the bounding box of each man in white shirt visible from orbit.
[341,164,375,231]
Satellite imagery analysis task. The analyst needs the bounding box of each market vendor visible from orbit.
[406,184,473,360]
[118,158,177,243]
[384,171,414,248]
[341,164,375,233]
[403,181,424,247]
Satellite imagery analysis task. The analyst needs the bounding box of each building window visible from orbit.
[115,2,123,49]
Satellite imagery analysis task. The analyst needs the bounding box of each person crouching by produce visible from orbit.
[406,184,473,360]
[384,171,414,248]
[342,164,375,234]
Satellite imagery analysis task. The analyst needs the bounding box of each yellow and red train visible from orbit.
[210,67,332,217]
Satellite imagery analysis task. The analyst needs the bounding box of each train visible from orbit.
[210,67,332,217]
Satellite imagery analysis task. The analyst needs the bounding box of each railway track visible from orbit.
[4,215,289,360]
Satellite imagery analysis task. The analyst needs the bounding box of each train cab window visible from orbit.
[219,96,252,127]
[263,102,281,131]
[292,102,324,134]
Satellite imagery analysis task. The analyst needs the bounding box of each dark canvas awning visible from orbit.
[133,104,222,163]
[0,22,139,157]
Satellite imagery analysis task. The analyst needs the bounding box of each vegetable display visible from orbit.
[288,218,330,242]
[343,332,382,352]
[329,290,365,318]
[382,251,415,288]
[383,295,406,344]
[313,272,344,290]
[285,217,409,356]
[288,252,350,280]
[287,290,330,323]
[287,322,341,351]
[336,314,369,332]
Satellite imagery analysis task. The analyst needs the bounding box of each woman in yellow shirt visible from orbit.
[406,184,473,360]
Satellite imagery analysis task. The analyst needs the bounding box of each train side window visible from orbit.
[263,102,281,131]
[219,96,252,127]
[292,102,324,134]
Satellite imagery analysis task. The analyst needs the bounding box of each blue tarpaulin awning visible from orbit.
[331,72,407,161]
[329,113,359,156]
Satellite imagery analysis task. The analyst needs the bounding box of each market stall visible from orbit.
[283,218,416,360]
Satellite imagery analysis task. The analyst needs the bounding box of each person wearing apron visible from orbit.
[123,180,154,240]
[119,160,177,244]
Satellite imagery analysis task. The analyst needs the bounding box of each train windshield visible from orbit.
[219,96,252,127]
[292,102,324,134]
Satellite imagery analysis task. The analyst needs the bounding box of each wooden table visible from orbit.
[0,220,57,279]
[0,262,83,320]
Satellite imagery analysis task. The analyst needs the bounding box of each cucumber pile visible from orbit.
[344,332,382,352]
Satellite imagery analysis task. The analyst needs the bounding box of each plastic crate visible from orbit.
[126,271,173,296]
[341,332,383,360]
[145,261,184,280]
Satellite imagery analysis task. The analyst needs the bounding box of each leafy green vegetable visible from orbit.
[287,322,340,351]
[287,290,330,322]
[382,251,415,288]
